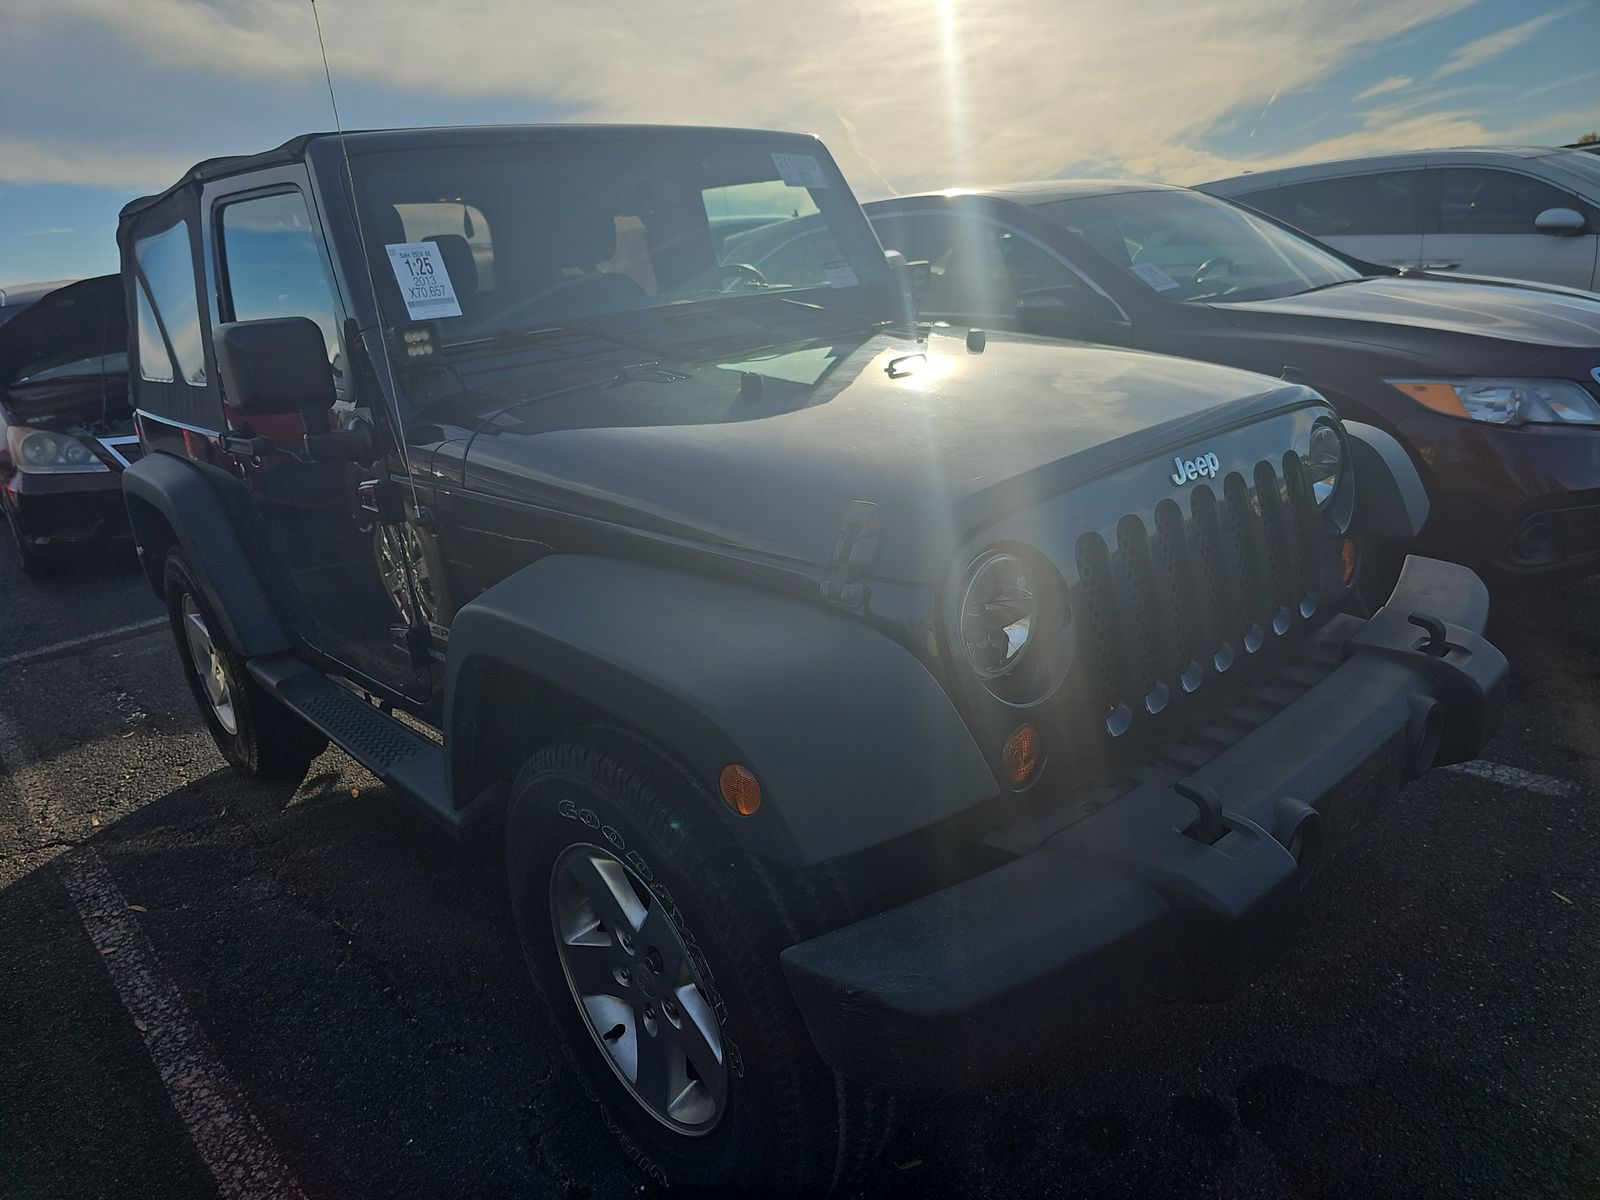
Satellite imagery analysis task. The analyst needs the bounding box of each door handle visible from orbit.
[1417,262,1460,271]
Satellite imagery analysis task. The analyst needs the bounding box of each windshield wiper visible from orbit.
[445,318,658,357]
[771,295,892,334]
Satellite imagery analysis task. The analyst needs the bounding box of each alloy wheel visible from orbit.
[375,523,438,627]
[180,593,237,735]
[549,843,728,1135]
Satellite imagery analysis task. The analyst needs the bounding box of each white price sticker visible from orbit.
[1130,262,1180,292]
[823,260,859,289]
[385,242,463,320]
[771,152,829,189]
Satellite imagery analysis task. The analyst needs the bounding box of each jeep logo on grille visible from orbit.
[1170,450,1221,486]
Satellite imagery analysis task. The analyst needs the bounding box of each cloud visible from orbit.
[1519,66,1600,101]
[1354,75,1412,101]
[0,136,190,190]
[1431,7,1575,80]
[5,0,1481,196]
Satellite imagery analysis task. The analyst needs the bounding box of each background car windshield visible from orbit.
[1033,191,1364,302]
[351,140,888,342]
[1553,149,1600,190]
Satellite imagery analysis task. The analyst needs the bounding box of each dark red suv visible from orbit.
[0,275,139,575]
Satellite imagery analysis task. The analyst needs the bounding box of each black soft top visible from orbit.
[119,123,825,221]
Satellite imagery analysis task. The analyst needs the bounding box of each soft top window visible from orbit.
[134,280,175,384]
[218,190,345,392]
[133,220,206,386]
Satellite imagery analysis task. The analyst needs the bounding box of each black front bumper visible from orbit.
[5,469,131,550]
[780,556,1506,1091]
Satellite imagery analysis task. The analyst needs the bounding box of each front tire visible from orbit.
[506,734,893,1196]
[164,549,327,779]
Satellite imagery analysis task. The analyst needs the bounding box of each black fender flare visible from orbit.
[444,555,998,866]
[1345,420,1429,542]
[122,451,298,658]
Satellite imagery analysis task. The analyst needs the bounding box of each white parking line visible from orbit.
[56,847,310,1200]
[0,616,167,671]
[1441,760,1581,798]
[0,705,309,1200]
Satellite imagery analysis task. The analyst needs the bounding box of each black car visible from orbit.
[862,184,1600,582]
[0,275,138,575]
[120,124,1502,1196]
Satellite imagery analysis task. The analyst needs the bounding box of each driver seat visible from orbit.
[526,210,648,315]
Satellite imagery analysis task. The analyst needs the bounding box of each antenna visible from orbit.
[309,0,433,646]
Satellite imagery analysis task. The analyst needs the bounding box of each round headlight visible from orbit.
[19,432,60,466]
[959,551,1037,678]
[1305,423,1343,507]
[61,440,93,465]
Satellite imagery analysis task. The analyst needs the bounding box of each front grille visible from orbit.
[1074,452,1322,732]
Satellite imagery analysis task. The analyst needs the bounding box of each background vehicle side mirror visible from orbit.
[1016,284,1100,339]
[1533,207,1586,237]
[213,317,336,416]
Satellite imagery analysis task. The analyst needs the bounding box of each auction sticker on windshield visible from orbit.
[1130,262,1180,292]
[772,153,828,189]
[385,242,463,320]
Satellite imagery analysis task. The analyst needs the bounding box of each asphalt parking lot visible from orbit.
[1,544,1597,1200]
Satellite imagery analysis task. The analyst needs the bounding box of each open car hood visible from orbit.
[0,275,130,425]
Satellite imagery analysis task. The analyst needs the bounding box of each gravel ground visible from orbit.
[1,541,1596,1199]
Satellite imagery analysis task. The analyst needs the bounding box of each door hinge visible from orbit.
[821,499,881,609]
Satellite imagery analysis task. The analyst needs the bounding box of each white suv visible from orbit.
[1200,147,1600,291]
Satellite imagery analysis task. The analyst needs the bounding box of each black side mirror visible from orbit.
[1533,206,1586,237]
[213,317,336,416]
[883,249,932,297]
[1016,284,1100,339]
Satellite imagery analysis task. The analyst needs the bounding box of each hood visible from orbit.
[0,275,129,425]
[459,329,1314,581]
[1212,276,1600,358]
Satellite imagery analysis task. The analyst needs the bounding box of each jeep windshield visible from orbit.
[348,137,893,351]
[1031,189,1366,303]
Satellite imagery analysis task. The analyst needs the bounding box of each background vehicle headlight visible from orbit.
[1388,378,1600,426]
[959,551,1036,678]
[1305,422,1344,506]
[5,426,110,474]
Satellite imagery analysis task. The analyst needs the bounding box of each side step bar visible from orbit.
[246,656,494,837]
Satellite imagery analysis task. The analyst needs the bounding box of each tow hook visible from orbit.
[1408,612,1451,657]
[1175,780,1225,845]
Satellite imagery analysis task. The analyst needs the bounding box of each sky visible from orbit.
[1,0,1596,287]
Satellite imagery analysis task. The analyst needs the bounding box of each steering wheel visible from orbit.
[689,262,770,293]
[1192,255,1234,283]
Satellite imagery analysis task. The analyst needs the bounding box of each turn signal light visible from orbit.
[1001,724,1042,788]
[1389,380,1468,417]
[719,764,762,816]
[1340,538,1358,585]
